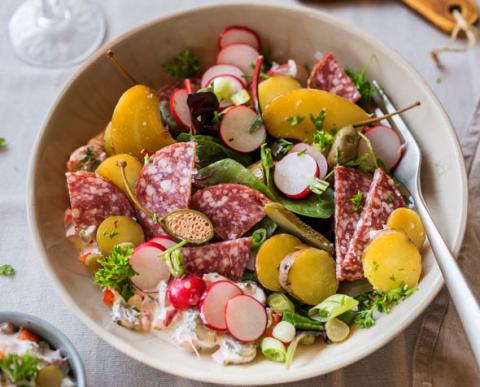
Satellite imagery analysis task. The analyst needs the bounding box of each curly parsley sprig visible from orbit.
[162,49,200,80]
[0,353,40,383]
[310,110,333,153]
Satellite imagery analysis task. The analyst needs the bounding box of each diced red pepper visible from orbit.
[102,288,115,306]
[17,328,39,342]
[263,311,282,338]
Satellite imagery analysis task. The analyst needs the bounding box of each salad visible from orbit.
[64,25,425,367]
[0,323,74,386]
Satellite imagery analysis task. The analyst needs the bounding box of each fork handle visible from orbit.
[415,193,480,368]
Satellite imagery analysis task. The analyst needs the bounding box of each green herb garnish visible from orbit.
[0,264,15,277]
[345,57,376,103]
[0,353,40,383]
[350,191,363,211]
[287,115,305,126]
[81,147,95,163]
[144,154,151,164]
[249,114,263,133]
[354,283,417,328]
[296,148,307,156]
[344,153,373,174]
[95,245,137,301]
[151,213,159,224]
[260,143,274,188]
[310,110,333,153]
[103,230,119,239]
[162,49,200,80]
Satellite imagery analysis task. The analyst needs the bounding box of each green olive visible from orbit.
[85,253,102,275]
[36,365,64,387]
[327,125,359,167]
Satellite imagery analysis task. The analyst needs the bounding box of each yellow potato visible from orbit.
[258,75,301,112]
[363,230,421,292]
[279,247,338,305]
[262,88,369,142]
[96,216,145,255]
[104,122,114,155]
[111,85,175,159]
[386,208,426,249]
[256,234,303,291]
[96,153,142,196]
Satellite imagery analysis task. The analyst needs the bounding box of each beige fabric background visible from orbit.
[0,0,479,386]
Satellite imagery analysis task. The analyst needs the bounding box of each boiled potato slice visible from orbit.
[96,216,145,255]
[262,89,369,142]
[104,121,114,155]
[111,85,175,159]
[386,208,426,249]
[258,75,301,112]
[36,365,64,387]
[256,234,303,291]
[279,247,338,305]
[96,153,142,196]
[363,230,421,291]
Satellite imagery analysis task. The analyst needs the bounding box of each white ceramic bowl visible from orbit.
[28,2,467,385]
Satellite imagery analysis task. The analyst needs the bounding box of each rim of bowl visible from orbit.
[0,312,87,387]
[26,1,468,384]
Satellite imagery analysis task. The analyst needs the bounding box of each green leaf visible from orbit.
[0,264,15,276]
[308,294,358,322]
[260,143,274,188]
[195,158,275,199]
[177,133,252,168]
[350,190,364,212]
[0,353,40,383]
[274,186,335,219]
[95,245,136,301]
[162,49,200,80]
[282,311,324,331]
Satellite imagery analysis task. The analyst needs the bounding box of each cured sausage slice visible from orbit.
[190,183,269,240]
[334,166,373,281]
[307,52,361,103]
[342,168,405,281]
[135,142,197,237]
[66,171,134,231]
[182,237,252,280]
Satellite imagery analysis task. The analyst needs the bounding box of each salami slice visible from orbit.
[66,171,134,231]
[190,183,269,240]
[182,237,252,280]
[135,142,196,237]
[67,133,106,172]
[334,166,373,281]
[341,168,405,281]
[307,52,361,103]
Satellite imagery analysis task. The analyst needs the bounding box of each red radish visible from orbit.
[289,143,329,179]
[219,106,266,153]
[268,60,309,85]
[251,56,263,113]
[201,64,246,88]
[149,236,177,251]
[169,89,192,130]
[207,75,245,108]
[167,276,206,310]
[225,295,267,342]
[218,25,261,50]
[274,152,319,199]
[200,280,243,331]
[359,125,404,170]
[217,44,259,74]
[130,242,171,292]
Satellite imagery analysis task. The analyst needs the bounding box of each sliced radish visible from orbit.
[274,152,319,199]
[358,125,404,171]
[251,55,263,113]
[200,281,243,331]
[225,295,267,342]
[219,106,266,153]
[130,242,171,292]
[218,25,261,50]
[201,64,246,88]
[149,236,177,251]
[208,75,245,108]
[169,89,192,130]
[289,143,329,179]
[217,44,260,74]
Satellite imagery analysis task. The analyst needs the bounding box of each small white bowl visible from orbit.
[28,2,467,385]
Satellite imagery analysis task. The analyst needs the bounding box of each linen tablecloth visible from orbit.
[0,1,479,386]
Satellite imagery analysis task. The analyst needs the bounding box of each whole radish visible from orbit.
[168,276,207,310]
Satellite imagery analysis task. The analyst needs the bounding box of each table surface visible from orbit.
[0,1,479,386]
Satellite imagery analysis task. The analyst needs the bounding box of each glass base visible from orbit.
[8,0,106,68]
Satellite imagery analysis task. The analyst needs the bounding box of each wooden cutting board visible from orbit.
[402,0,478,33]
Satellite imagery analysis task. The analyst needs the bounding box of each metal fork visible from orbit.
[372,81,480,367]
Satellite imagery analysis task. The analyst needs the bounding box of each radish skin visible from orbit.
[225,295,267,342]
[201,64,246,88]
[218,25,261,50]
[169,89,192,130]
[217,44,260,74]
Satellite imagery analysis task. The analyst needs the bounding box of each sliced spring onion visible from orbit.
[212,76,234,102]
[299,333,316,346]
[251,228,267,249]
[261,337,286,363]
[231,89,251,105]
[308,294,358,322]
[267,293,295,314]
[272,321,296,343]
[285,333,308,369]
[325,318,350,343]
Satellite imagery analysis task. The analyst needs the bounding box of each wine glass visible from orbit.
[8,0,106,68]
